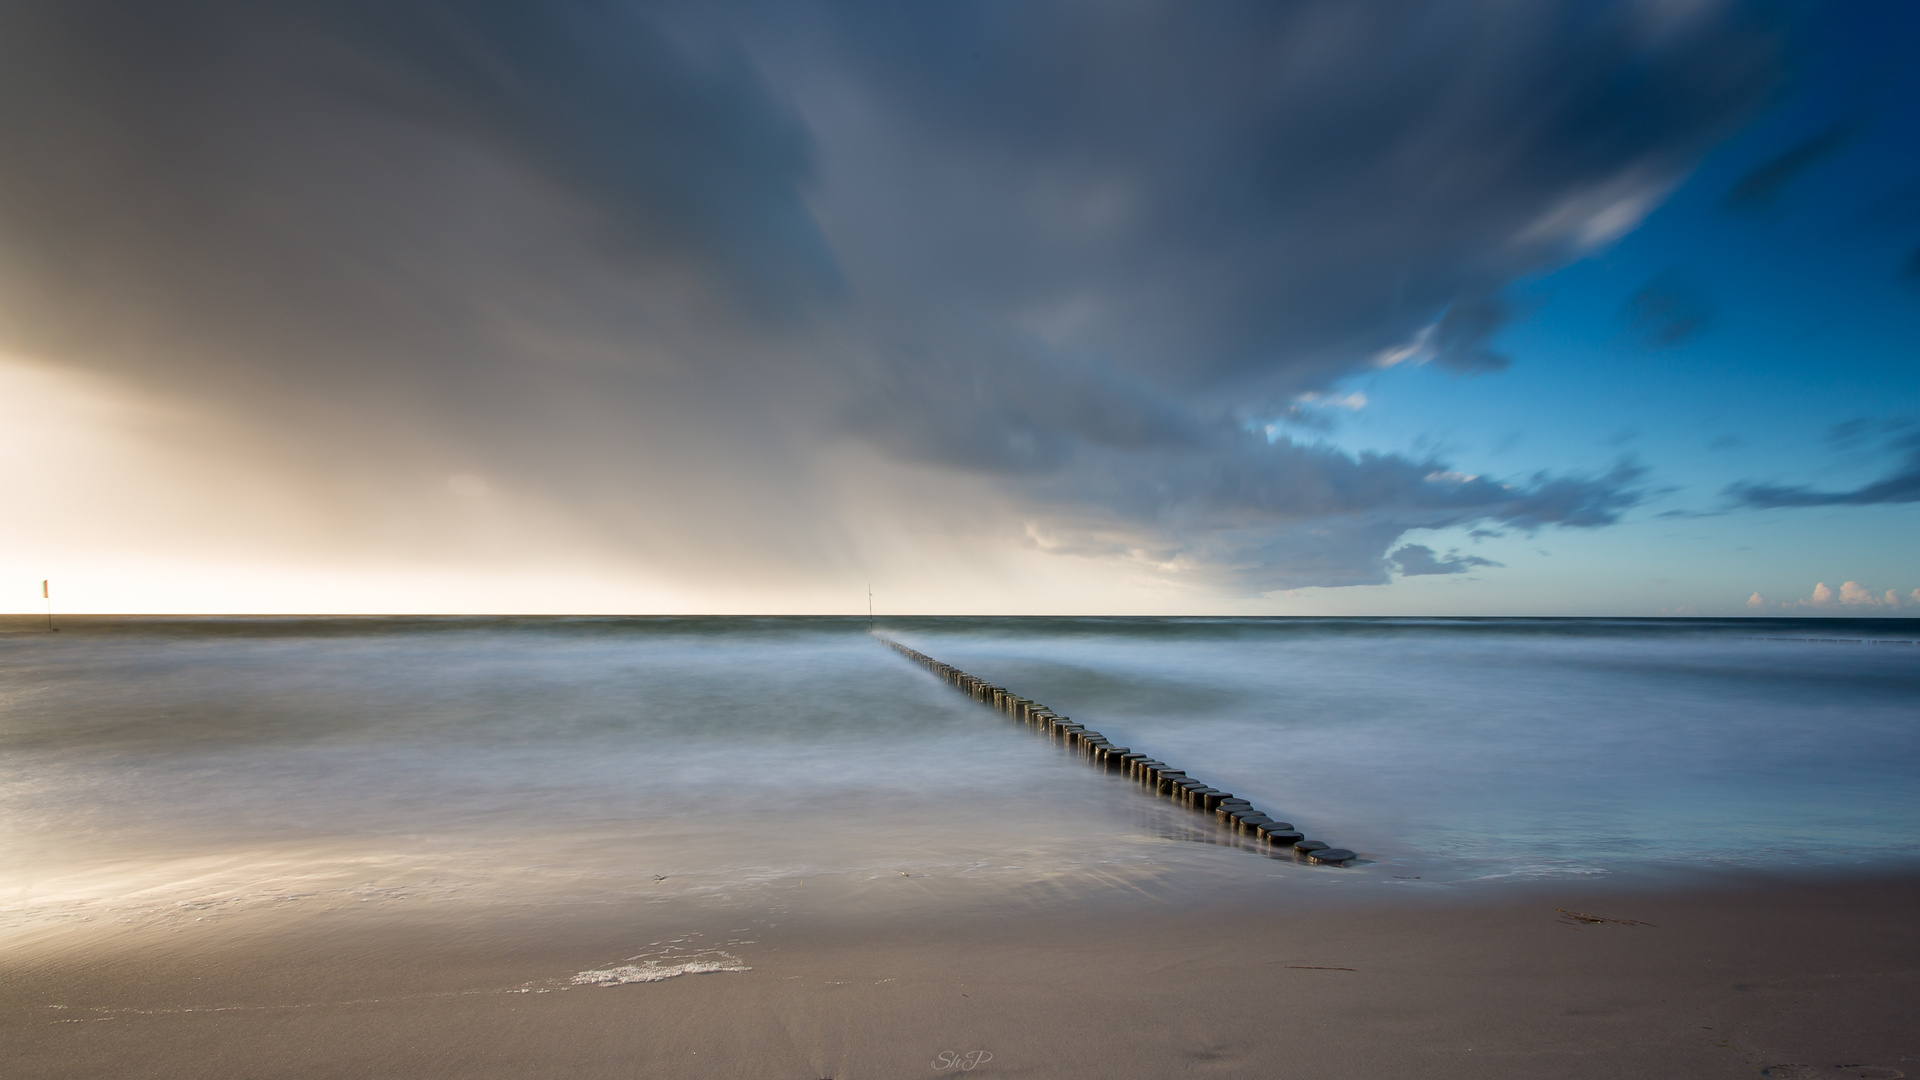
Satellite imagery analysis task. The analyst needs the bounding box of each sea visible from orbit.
[3,616,1917,940]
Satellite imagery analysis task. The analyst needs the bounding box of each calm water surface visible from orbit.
[3,616,1916,935]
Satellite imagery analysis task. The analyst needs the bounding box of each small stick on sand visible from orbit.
[1557,909,1655,927]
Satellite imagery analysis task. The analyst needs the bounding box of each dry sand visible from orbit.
[4,873,1916,1079]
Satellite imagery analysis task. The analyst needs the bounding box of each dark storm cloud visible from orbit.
[1016,444,1645,590]
[0,0,1789,592]
[795,0,1781,395]
[848,330,1212,475]
[1728,436,1920,508]
[0,0,857,574]
[1390,544,1502,577]
[0,1,838,351]
[1428,299,1514,376]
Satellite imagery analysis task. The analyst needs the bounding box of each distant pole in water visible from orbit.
[868,582,874,632]
[42,579,53,632]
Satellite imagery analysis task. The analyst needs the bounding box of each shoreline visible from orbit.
[6,869,1916,1079]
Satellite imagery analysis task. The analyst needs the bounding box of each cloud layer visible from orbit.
[1772,581,1918,610]
[0,0,1788,597]
[1729,435,1920,509]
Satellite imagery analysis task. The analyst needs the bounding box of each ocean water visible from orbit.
[897,617,1920,879]
[2,616,1916,936]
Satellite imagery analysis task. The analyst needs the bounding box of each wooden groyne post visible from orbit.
[878,636,1357,866]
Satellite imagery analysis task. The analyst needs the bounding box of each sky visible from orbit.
[0,0,1914,616]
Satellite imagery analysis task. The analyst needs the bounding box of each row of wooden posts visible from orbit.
[880,637,1357,866]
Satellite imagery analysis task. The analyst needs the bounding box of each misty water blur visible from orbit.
[901,617,1920,878]
[2,617,1916,937]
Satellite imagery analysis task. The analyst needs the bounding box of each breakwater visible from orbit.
[879,637,1357,866]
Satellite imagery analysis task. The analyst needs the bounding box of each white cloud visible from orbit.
[1838,580,1903,607]
[1515,169,1672,252]
[1746,590,1764,610]
[1797,582,1835,607]
[1290,390,1370,413]
[1374,324,1436,368]
[1796,580,1905,609]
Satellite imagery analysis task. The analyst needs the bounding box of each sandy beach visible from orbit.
[5,871,1915,1080]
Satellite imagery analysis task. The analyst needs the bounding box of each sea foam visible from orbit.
[571,960,750,985]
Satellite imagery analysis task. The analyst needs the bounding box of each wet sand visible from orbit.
[4,872,1916,1079]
